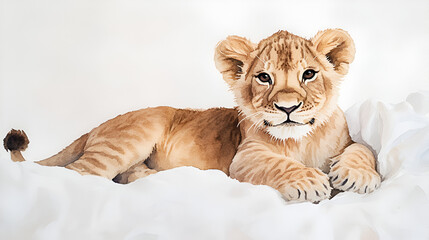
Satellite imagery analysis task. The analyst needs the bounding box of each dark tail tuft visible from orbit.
[3,129,29,152]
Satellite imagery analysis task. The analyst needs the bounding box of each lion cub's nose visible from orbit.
[274,102,302,115]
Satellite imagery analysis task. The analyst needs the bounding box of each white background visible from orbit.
[1,0,429,160]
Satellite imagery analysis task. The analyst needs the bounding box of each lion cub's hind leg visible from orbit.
[329,143,381,194]
[66,107,175,180]
[113,161,157,184]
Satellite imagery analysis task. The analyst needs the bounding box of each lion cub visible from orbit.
[4,29,381,202]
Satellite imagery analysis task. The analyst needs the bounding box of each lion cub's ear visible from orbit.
[214,36,255,85]
[311,29,356,75]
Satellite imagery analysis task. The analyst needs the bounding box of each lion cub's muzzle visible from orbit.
[264,102,316,127]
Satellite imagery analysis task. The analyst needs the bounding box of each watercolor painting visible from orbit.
[1,0,428,239]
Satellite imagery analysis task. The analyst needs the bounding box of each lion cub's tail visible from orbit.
[3,129,89,167]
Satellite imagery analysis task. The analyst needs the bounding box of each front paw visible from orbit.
[281,167,332,203]
[329,159,381,194]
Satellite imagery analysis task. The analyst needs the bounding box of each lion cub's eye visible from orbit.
[302,69,318,82]
[255,73,273,85]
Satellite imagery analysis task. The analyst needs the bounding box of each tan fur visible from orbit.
[4,29,381,202]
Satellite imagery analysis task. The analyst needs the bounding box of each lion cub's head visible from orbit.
[215,29,355,140]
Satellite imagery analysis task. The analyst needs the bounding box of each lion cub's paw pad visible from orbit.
[281,168,332,203]
[329,160,381,194]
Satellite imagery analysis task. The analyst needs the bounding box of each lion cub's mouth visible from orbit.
[263,118,315,127]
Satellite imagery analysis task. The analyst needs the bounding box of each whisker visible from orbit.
[264,110,279,114]
[312,53,319,61]
[247,118,263,135]
[237,111,262,127]
[246,121,257,134]
[255,119,265,132]
[255,55,266,65]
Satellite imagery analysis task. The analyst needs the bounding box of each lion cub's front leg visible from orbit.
[230,142,331,202]
[329,143,381,194]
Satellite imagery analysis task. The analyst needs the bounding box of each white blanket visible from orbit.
[1,92,429,240]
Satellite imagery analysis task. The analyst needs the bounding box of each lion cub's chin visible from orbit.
[266,124,313,141]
